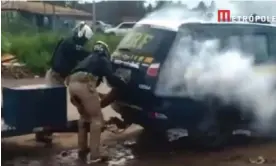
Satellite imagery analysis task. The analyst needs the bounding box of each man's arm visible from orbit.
[99,57,127,89]
[98,92,106,99]
[100,88,119,108]
[77,49,91,62]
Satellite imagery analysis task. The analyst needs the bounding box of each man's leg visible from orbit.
[100,88,119,108]
[80,86,105,161]
[78,117,88,159]
[68,81,89,160]
[89,115,104,162]
[68,72,105,161]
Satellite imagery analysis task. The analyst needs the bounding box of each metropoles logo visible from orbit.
[218,9,276,23]
[217,10,231,22]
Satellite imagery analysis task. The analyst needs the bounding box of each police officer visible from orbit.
[67,41,127,162]
[45,22,93,86]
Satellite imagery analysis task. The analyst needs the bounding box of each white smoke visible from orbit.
[140,1,276,26]
[138,1,276,133]
[156,38,276,132]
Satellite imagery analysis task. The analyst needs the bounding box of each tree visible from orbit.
[65,1,78,9]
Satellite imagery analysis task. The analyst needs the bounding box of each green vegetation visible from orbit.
[1,12,122,75]
[1,33,11,54]
[2,32,123,75]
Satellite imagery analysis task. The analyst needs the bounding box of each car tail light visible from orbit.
[146,63,160,77]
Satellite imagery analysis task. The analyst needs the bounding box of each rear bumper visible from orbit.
[111,101,173,131]
[110,100,207,132]
[111,98,251,132]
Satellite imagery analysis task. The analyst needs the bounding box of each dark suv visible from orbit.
[108,21,276,146]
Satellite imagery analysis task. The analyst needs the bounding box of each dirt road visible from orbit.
[2,78,276,166]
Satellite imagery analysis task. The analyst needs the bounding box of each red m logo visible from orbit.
[218,10,231,22]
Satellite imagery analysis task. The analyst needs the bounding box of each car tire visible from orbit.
[138,128,168,142]
[189,124,232,150]
[189,99,234,149]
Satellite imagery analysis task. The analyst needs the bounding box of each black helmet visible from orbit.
[92,41,110,59]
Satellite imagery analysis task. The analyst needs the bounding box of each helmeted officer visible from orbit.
[67,41,127,162]
[45,21,93,85]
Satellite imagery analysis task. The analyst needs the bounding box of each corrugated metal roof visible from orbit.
[1,1,92,17]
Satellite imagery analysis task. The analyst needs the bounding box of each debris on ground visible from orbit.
[107,144,135,166]
[55,143,135,166]
[249,156,266,164]
[56,149,79,165]
[167,128,188,142]
[123,140,136,146]
[1,54,35,79]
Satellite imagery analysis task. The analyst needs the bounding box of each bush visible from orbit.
[1,33,12,54]
[7,32,122,75]
[89,33,123,53]
[9,32,61,74]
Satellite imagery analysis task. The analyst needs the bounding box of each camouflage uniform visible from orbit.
[67,71,104,161]
[68,41,126,162]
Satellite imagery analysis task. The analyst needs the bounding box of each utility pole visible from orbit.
[92,0,96,32]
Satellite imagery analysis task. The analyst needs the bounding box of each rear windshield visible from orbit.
[169,24,269,63]
[116,24,175,56]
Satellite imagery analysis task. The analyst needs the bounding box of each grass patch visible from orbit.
[5,32,122,75]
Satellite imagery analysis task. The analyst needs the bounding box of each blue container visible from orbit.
[2,85,67,133]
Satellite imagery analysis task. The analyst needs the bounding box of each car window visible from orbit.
[270,35,276,60]
[169,26,269,64]
[119,23,135,29]
[116,25,175,56]
[231,35,268,63]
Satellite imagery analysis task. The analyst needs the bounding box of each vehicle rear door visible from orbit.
[110,24,176,105]
[155,23,276,97]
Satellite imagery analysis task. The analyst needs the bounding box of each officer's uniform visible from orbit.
[67,41,126,161]
[45,22,93,86]
[46,37,90,86]
[45,38,65,85]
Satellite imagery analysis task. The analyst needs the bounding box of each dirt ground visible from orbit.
[2,78,276,166]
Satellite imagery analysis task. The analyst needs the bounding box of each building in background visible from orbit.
[1,1,92,31]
